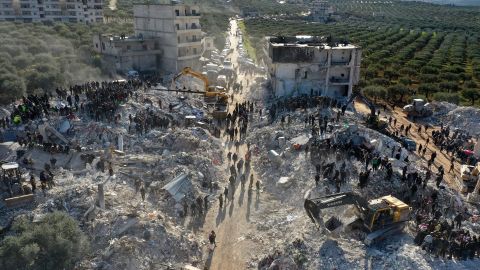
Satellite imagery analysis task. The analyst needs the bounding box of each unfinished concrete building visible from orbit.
[93,0,207,74]
[133,1,203,71]
[264,36,361,99]
[93,34,163,74]
[0,0,103,23]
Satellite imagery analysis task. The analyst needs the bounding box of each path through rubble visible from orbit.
[201,19,268,270]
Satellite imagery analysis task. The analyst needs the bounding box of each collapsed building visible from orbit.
[263,36,361,99]
[93,0,207,74]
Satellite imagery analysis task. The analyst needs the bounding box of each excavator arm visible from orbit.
[304,192,369,224]
[171,67,210,92]
[345,88,376,118]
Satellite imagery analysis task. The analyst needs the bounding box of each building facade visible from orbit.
[264,36,361,99]
[133,1,203,72]
[0,0,103,23]
[93,34,163,74]
[309,0,334,22]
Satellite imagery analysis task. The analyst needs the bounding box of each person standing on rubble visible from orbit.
[134,178,141,194]
[41,180,47,196]
[140,184,146,202]
[29,175,36,194]
[50,157,57,169]
[204,195,209,211]
[255,181,261,197]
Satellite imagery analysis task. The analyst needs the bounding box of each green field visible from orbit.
[242,0,480,106]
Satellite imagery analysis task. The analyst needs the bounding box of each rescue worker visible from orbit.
[209,230,217,247]
[29,175,36,193]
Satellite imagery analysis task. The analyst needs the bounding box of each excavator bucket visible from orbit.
[325,216,343,233]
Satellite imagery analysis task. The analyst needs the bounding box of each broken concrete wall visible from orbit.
[271,46,316,63]
[272,63,327,97]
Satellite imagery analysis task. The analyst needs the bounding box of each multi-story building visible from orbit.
[93,0,206,74]
[263,36,361,99]
[133,1,203,71]
[0,0,103,23]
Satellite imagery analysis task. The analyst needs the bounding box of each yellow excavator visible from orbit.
[168,67,229,119]
[304,192,411,245]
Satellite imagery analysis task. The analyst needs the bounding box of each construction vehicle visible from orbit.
[345,89,387,131]
[402,99,433,118]
[171,67,218,93]
[1,162,34,207]
[304,192,411,245]
[170,67,229,119]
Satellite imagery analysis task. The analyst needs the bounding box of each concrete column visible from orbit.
[98,183,105,209]
[325,51,331,96]
[118,135,124,152]
[348,50,355,99]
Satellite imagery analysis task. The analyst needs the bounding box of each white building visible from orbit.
[309,0,334,22]
[264,36,361,99]
[0,0,103,23]
[133,1,203,71]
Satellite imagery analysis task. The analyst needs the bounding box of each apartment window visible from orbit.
[126,45,131,51]
[176,24,179,30]
[177,37,180,43]
[142,44,147,50]
[193,48,197,54]
[192,9,196,15]
[95,43,98,48]
[175,9,179,16]
[22,11,31,15]
[185,23,188,29]
[304,71,308,79]
[192,35,197,41]
[191,23,197,29]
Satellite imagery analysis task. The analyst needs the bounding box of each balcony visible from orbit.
[330,77,349,84]
[177,27,201,33]
[178,40,202,47]
[330,60,350,66]
[175,13,200,19]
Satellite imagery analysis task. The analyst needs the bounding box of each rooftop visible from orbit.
[267,36,358,49]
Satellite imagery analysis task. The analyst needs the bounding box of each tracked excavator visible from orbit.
[344,88,387,131]
[304,192,411,245]
[168,67,229,119]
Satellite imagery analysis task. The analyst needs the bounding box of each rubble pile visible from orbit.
[431,102,480,136]
[0,83,228,269]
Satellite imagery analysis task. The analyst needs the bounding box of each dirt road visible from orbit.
[354,101,463,191]
[201,19,266,270]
